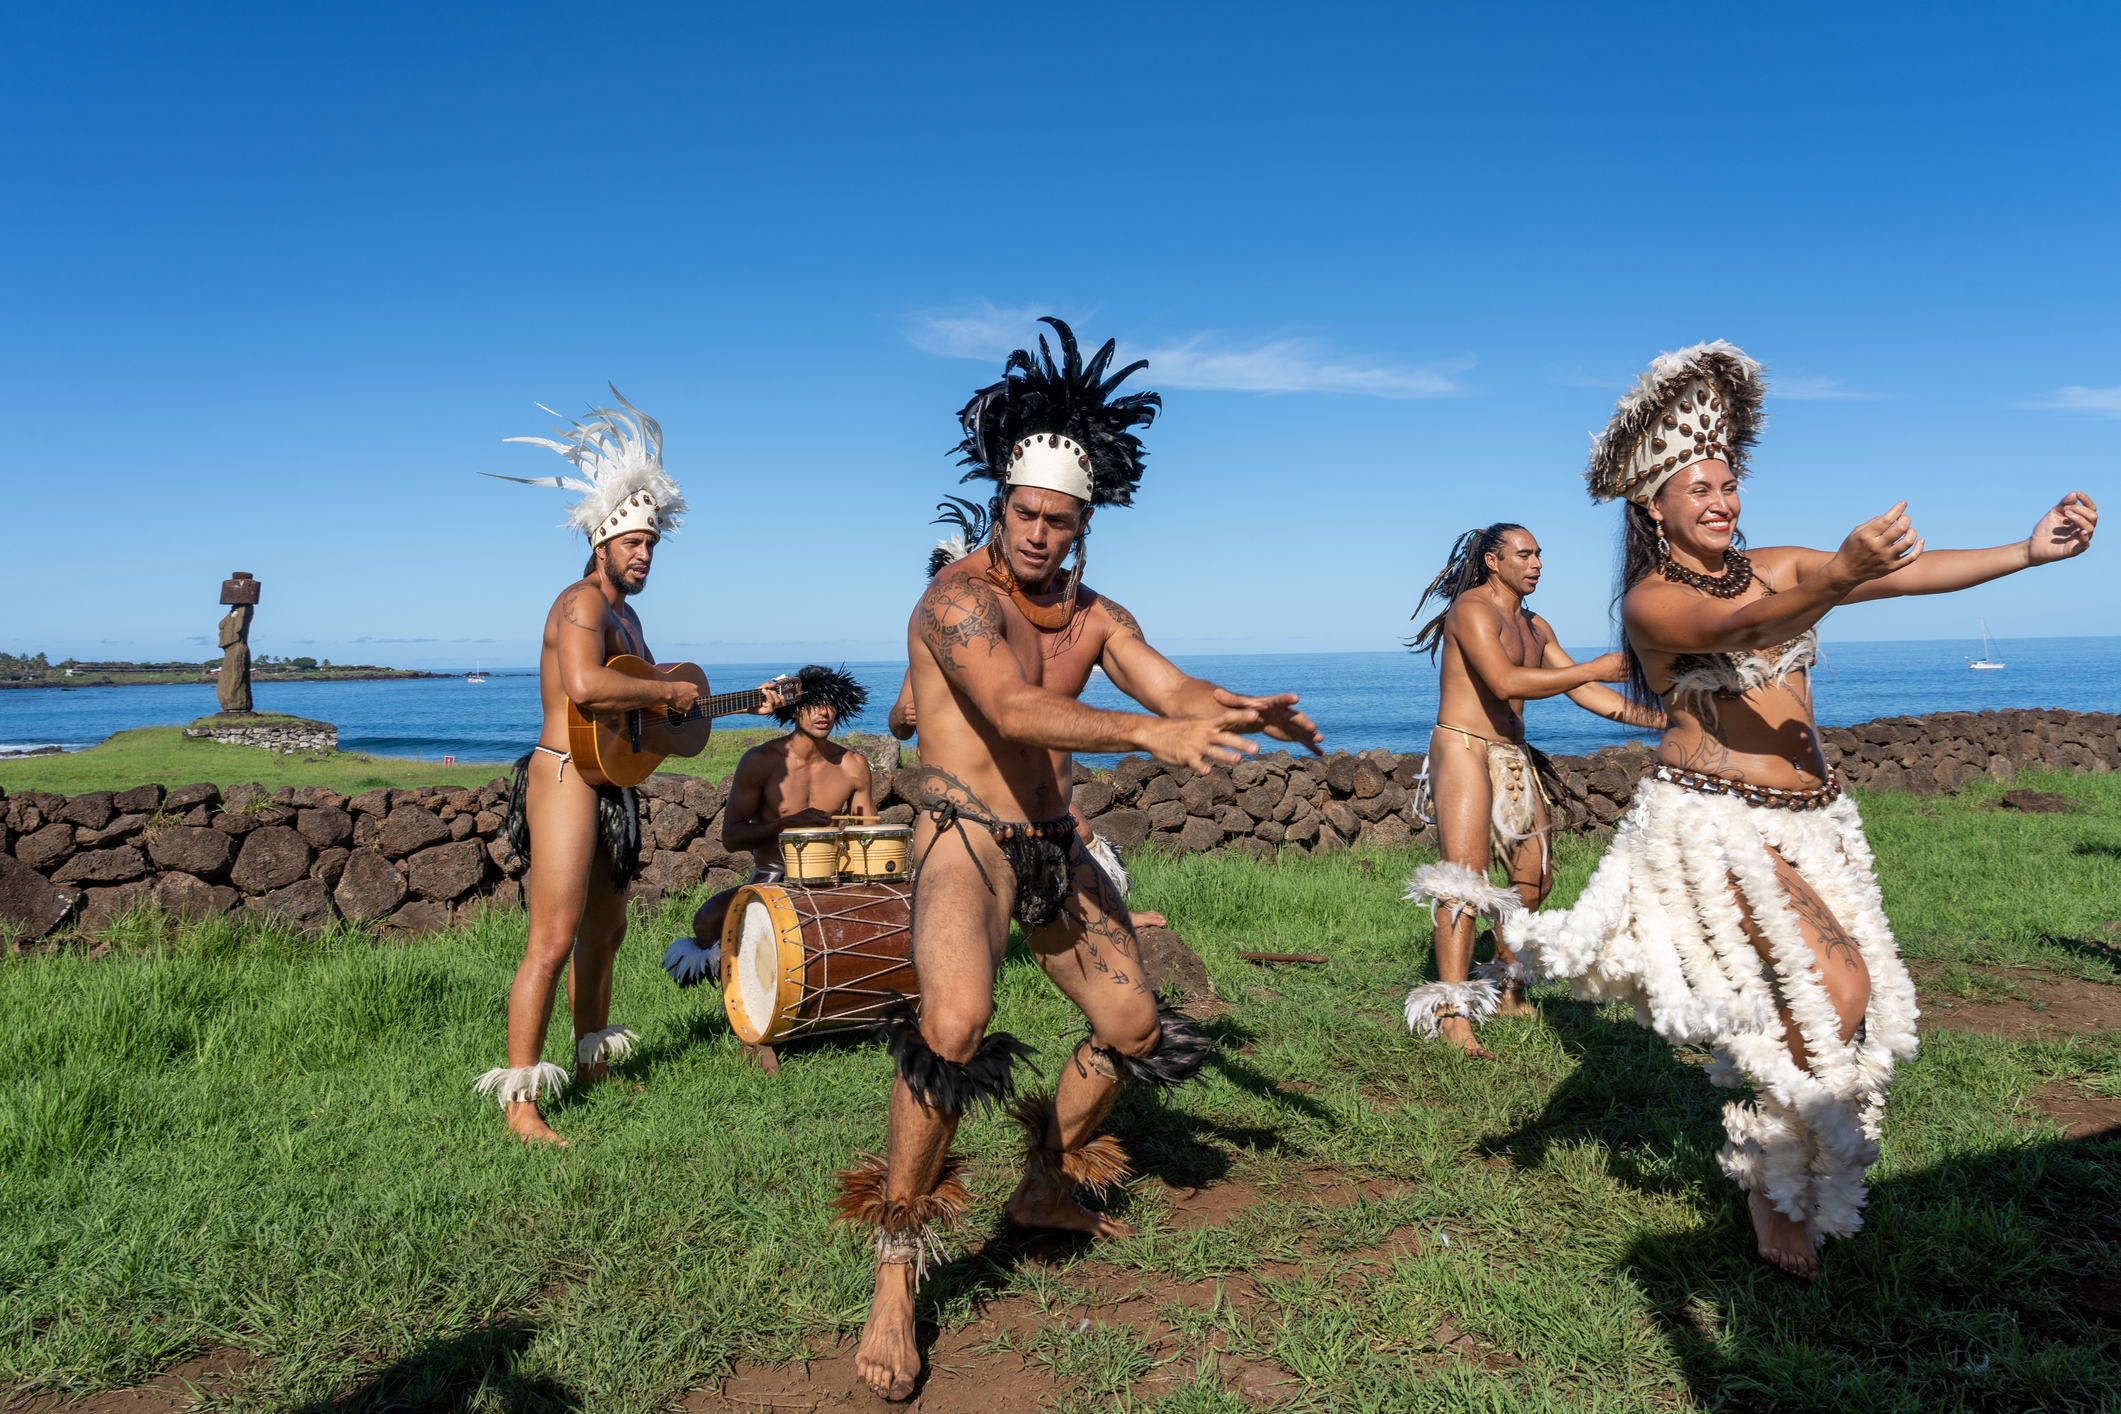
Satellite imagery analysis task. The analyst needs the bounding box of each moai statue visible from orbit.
[216,572,260,713]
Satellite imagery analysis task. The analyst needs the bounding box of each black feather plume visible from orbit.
[774,664,869,726]
[1109,1003,1212,1089]
[926,496,990,579]
[952,317,1161,508]
[882,998,1041,1115]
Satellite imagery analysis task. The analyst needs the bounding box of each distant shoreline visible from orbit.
[0,671,449,691]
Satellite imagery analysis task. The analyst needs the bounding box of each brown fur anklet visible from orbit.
[830,1152,972,1285]
[1009,1094,1131,1200]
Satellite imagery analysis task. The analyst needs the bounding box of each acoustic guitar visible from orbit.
[567,656,796,787]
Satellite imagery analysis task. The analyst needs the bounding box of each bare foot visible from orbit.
[1435,1015,1494,1059]
[575,1061,609,1085]
[1494,980,1537,1018]
[1004,1170,1136,1239]
[504,1100,568,1147]
[854,1262,921,1401]
[1129,910,1167,929]
[1749,1191,1820,1277]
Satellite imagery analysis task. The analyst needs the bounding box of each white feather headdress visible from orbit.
[1586,341,1765,505]
[483,385,688,547]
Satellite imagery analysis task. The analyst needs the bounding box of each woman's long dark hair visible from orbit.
[1612,499,1747,707]
[1407,524,1525,659]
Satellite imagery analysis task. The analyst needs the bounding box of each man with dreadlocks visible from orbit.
[1401,524,1662,1058]
[845,318,1323,1400]
[475,389,786,1145]
[661,665,874,990]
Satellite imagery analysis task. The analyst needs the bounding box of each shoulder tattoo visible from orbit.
[559,585,600,631]
[918,577,1009,672]
[1099,595,1146,642]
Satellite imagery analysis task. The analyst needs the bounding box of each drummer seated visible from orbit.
[662,666,873,989]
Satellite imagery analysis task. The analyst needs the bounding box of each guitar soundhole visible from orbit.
[666,708,685,730]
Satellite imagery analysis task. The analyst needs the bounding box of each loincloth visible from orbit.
[1432,725,1556,871]
[916,774,1078,930]
[503,748,643,892]
[1501,773,1918,1241]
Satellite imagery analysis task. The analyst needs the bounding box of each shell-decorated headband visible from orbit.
[1585,341,1765,505]
[481,385,689,548]
[1007,432,1093,502]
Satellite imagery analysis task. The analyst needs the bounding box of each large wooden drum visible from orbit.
[839,824,913,882]
[720,881,916,1045]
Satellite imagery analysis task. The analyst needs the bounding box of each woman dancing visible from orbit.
[1505,341,2097,1276]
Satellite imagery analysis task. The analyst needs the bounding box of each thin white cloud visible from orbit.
[908,301,1468,398]
[2028,384,2121,416]
[1771,376,1883,401]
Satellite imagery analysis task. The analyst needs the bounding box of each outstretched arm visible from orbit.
[1097,595,1324,754]
[555,583,697,713]
[917,576,1260,773]
[1839,492,2097,602]
[1455,599,1627,701]
[1629,502,1922,655]
[1539,627,1666,729]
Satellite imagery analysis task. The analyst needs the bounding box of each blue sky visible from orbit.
[6,1,2115,672]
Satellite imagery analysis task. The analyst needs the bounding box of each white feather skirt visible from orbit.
[1501,778,1918,1239]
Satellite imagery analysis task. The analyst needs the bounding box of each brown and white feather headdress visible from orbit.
[483,385,688,547]
[1586,341,1765,504]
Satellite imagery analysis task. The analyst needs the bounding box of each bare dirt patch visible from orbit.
[687,1170,1454,1412]
[1917,969,2121,1039]
[2028,1082,2121,1141]
[6,1349,250,1414]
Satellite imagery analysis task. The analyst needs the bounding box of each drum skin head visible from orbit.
[721,885,804,1044]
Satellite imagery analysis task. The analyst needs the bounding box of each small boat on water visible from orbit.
[467,661,488,684]
[1968,621,2004,671]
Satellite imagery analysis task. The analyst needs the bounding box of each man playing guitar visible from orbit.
[475,392,782,1144]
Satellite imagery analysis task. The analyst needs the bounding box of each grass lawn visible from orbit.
[1,770,2116,1411]
[0,725,787,797]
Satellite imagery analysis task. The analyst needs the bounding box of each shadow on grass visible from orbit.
[301,1318,580,1414]
[2040,931,2121,979]
[1493,1005,2121,1408]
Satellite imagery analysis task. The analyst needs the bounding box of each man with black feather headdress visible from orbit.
[839,318,1324,1401]
[661,665,875,989]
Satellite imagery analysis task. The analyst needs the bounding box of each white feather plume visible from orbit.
[1404,861,1523,925]
[484,386,688,540]
[936,532,970,564]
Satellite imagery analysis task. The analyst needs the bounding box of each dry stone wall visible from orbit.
[181,716,339,754]
[5,708,2113,943]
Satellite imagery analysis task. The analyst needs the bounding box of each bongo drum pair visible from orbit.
[777,819,913,886]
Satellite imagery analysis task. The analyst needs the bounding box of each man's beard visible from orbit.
[603,560,647,596]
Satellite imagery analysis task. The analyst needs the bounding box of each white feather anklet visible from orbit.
[471,1061,572,1107]
[1403,979,1501,1038]
[1405,862,1524,928]
[576,1025,639,1066]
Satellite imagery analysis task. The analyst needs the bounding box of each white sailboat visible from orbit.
[1968,622,2004,671]
[467,661,488,684]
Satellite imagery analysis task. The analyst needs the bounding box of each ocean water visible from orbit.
[3,637,2115,766]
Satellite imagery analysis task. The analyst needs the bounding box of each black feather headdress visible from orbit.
[774,664,869,727]
[926,496,990,579]
[953,317,1161,509]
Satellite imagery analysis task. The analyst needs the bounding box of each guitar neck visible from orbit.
[700,688,768,720]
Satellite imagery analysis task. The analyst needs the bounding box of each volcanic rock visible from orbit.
[256,878,335,930]
[297,807,353,849]
[230,826,313,893]
[0,853,73,939]
[53,846,150,886]
[60,792,116,830]
[335,848,407,921]
[17,822,79,872]
[407,840,490,901]
[148,827,237,880]
[153,871,238,919]
[379,806,450,859]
